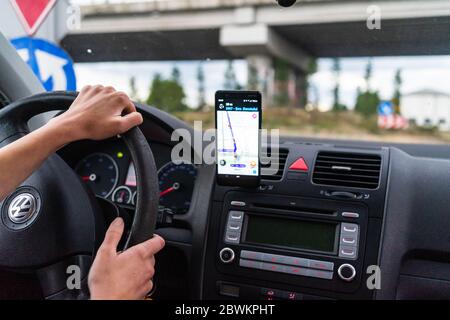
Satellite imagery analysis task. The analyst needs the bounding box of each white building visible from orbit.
[400,89,450,131]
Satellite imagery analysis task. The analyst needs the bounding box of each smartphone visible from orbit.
[215,90,262,188]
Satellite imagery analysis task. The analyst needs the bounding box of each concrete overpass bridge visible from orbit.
[62,0,450,105]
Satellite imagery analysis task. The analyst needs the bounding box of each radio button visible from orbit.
[240,250,264,261]
[339,223,359,259]
[227,221,242,231]
[308,260,334,271]
[339,246,357,259]
[220,248,235,264]
[261,262,284,273]
[250,259,334,280]
[338,264,356,282]
[284,256,309,267]
[306,269,334,280]
[283,265,309,277]
[262,253,289,265]
[342,212,360,218]
[229,211,244,221]
[261,288,283,298]
[231,201,246,207]
[340,236,357,245]
[224,231,240,244]
[282,291,302,300]
[239,258,261,269]
[341,223,358,233]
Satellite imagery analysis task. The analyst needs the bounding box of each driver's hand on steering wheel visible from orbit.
[56,87,162,299]
[48,85,144,142]
[0,85,144,201]
[88,217,165,300]
[0,86,163,300]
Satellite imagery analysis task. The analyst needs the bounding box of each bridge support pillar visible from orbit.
[246,56,308,108]
[246,54,274,107]
[290,69,308,108]
[220,23,312,108]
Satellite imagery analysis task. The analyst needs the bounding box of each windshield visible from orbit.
[3,0,450,145]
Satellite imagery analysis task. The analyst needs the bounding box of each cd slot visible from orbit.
[251,202,336,216]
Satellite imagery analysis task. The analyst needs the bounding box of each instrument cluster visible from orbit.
[67,139,197,215]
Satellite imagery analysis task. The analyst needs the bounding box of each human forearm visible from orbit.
[0,121,71,201]
[0,85,142,202]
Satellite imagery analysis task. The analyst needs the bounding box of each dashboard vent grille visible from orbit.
[261,148,289,181]
[313,151,381,189]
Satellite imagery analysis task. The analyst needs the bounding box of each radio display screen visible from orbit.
[244,215,337,253]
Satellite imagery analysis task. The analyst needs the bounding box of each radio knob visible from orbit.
[338,264,356,282]
[219,248,235,264]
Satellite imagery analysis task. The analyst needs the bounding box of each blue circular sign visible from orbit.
[378,101,394,116]
[11,37,76,92]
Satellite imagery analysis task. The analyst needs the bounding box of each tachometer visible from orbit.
[158,162,197,214]
[75,153,119,198]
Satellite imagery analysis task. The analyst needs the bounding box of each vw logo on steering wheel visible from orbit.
[1,187,42,230]
[8,193,37,223]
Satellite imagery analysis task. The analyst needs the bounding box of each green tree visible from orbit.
[300,58,318,109]
[247,63,259,91]
[224,60,240,90]
[364,58,373,91]
[197,63,206,110]
[146,71,188,113]
[171,66,181,83]
[354,59,379,116]
[332,58,347,111]
[129,76,139,101]
[354,91,380,117]
[147,73,164,108]
[392,69,402,114]
[273,58,289,107]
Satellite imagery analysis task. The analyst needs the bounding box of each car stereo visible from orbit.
[224,211,359,259]
[215,192,368,295]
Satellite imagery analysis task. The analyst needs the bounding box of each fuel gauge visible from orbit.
[112,186,132,205]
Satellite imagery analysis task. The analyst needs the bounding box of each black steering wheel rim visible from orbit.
[0,91,159,298]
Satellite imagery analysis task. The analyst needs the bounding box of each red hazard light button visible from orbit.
[289,157,309,171]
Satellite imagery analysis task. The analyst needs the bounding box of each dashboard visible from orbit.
[56,104,450,301]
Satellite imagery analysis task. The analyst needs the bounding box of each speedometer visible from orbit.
[75,153,119,198]
[158,162,197,214]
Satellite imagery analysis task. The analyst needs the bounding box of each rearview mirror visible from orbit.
[277,0,297,7]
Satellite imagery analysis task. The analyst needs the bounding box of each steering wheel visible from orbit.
[0,92,159,299]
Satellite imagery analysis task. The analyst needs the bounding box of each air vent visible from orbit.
[313,151,381,189]
[261,148,289,181]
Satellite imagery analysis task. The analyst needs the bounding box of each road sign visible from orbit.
[378,101,394,116]
[378,115,409,130]
[10,0,56,36]
[11,37,76,92]
[377,101,408,129]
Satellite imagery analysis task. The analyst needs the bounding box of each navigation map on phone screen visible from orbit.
[216,96,260,177]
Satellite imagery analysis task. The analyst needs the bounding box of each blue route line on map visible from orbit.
[226,111,237,154]
[218,111,238,154]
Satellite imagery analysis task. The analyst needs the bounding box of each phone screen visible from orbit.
[215,91,261,187]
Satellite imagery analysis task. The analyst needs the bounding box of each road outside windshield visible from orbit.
[1,0,449,145]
